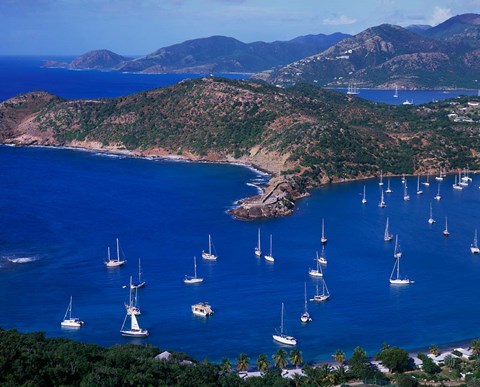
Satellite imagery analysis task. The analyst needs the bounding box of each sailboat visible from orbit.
[389,248,414,285]
[453,174,463,190]
[191,302,214,317]
[320,218,328,244]
[300,283,312,323]
[378,189,387,208]
[254,228,262,257]
[401,174,406,184]
[403,180,410,201]
[422,174,430,186]
[385,178,392,193]
[379,170,384,186]
[416,176,423,195]
[384,217,393,242]
[428,202,436,224]
[120,311,148,337]
[264,234,274,262]
[309,255,324,277]
[125,276,141,316]
[202,234,217,260]
[443,216,450,237]
[393,234,402,259]
[435,170,444,181]
[131,258,145,289]
[346,82,359,95]
[316,246,327,265]
[393,84,399,98]
[273,303,297,346]
[434,183,441,201]
[471,229,480,254]
[310,280,330,302]
[361,185,367,204]
[105,238,126,268]
[184,256,204,284]
[60,296,84,328]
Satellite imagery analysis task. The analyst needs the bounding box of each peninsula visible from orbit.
[1,77,479,219]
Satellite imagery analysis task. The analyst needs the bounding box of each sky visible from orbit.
[1,0,479,56]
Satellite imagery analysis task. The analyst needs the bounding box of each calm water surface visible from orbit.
[1,145,479,362]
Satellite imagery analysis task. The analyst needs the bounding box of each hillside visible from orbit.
[259,14,480,89]
[43,33,349,74]
[1,78,479,219]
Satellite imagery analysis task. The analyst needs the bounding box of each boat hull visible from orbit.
[61,318,84,328]
[201,252,217,260]
[264,255,274,262]
[471,246,480,254]
[311,295,330,302]
[184,277,204,284]
[300,313,312,323]
[273,334,297,346]
[121,329,149,338]
[105,260,126,268]
[389,279,414,285]
[308,269,323,277]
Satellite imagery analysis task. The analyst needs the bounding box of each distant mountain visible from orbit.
[260,14,480,89]
[406,24,432,35]
[43,33,350,74]
[44,49,128,70]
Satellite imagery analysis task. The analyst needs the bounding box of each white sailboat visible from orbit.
[384,217,393,242]
[443,216,450,237]
[202,234,217,260]
[378,189,386,208]
[393,234,402,259]
[300,283,312,323]
[105,238,126,268]
[401,174,406,184]
[385,178,392,193]
[379,170,384,186]
[120,311,148,337]
[125,276,141,316]
[131,258,145,289]
[310,280,330,302]
[309,254,324,277]
[435,170,444,181]
[264,234,275,262]
[184,256,204,284]
[346,82,359,95]
[316,246,327,265]
[393,84,399,98]
[60,296,84,328]
[273,303,297,346]
[434,183,441,201]
[361,185,367,204]
[320,218,328,244]
[389,249,414,285]
[416,176,423,195]
[403,180,410,200]
[453,174,463,190]
[254,228,262,257]
[471,229,480,254]
[428,202,436,224]
[422,174,430,186]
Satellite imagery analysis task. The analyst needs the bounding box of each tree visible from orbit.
[443,354,457,370]
[290,348,303,368]
[236,353,250,372]
[348,346,369,379]
[417,353,441,375]
[471,338,480,356]
[429,345,440,356]
[255,353,270,373]
[332,349,346,364]
[375,346,411,373]
[220,357,232,374]
[272,349,288,369]
[396,373,419,387]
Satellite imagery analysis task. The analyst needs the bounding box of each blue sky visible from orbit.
[1,0,479,55]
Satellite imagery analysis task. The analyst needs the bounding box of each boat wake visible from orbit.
[5,255,40,264]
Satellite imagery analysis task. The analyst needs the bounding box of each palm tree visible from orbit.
[236,353,250,372]
[471,338,480,356]
[220,357,232,374]
[290,348,303,368]
[256,353,270,373]
[429,344,440,356]
[272,348,288,369]
[332,349,346,364]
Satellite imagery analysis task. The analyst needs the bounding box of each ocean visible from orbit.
[0,57,480,363]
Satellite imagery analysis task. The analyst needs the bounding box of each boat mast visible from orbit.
[258,228,261,251]
[193,256,197,279]
[116,238,120,263]
[304,283,308,314]
[270,234,273,256]
[280,303,284,335]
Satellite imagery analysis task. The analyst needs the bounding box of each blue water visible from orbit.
[1,145,480,363]
[0,56,248,102]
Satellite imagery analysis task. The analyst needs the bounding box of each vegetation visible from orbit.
[3,327,480,386]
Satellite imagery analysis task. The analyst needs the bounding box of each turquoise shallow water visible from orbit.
[1,145,480,363]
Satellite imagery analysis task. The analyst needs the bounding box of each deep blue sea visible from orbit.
[1,56,480,363]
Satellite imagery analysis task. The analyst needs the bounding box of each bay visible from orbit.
[1,145,480,363]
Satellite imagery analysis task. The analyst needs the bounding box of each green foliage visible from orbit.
[417,353,441,375]
[375,346,412,373]
[236,353,250,372]
[272,349,288,369]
